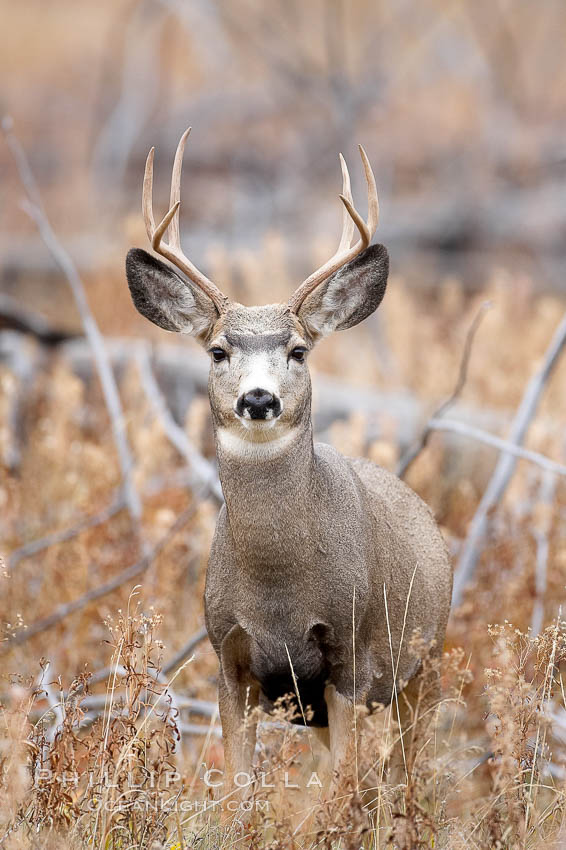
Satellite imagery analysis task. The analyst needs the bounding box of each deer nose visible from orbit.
[237,388,281,420]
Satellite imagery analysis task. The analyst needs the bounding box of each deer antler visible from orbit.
[143,127,229,314]
[288,146,379,313]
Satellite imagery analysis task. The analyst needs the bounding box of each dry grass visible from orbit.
[1,4,566,843]
[3,606,566,847]
[1,251,565,846]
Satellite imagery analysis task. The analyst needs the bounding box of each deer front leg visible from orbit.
[325,683,358,799]
[218,676,259,793]
[218,625,260,814]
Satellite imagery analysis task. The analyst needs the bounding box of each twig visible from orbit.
[162,626,209,675]
[155,626,210,754]
[87,665,127,689]
[79,626,209,695]
[453,310,566,608]
[397,301,491,477]
[1,503,198,651]
[8,495,125,570]
[2,116,142,529]
[136,346,223,504]
[7,467,199,572]
[427,419,566,478]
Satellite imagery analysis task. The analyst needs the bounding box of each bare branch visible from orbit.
[427,419,566,478]
[162,626,209,675]
[136,346,223,504]
[74,629,209,695]
[2,116,142,530]
[453,310,566,608]
[397,301,491,477]
[90,2,164,195]
[1,503,199,651]
[8,495,125,570]
[0,294,75,345]
[7,465,203,573]
[69,692,217,717]
[86,665,127,689]
[0,331,40,471]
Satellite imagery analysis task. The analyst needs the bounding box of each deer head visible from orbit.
[126,128,389,449]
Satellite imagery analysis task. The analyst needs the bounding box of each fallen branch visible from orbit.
[427,419,566,478]
[67,692,217,717]
[49,334,533,443]
[0,294,76,345]
[61,336,427,443]
[453,310,566,608]
[2,116,142,529]
[1,502,199,651]
[397,301,491,477]
[86,664,127,689]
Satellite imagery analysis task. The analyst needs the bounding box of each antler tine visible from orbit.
[153,201,180,247]
[288,146,380,314]
[337,153,355,253]
[143,147,156,244]
[359,144,379,236]
[141,128,229,314]
[168,126,191,251]
[339,193,370,247]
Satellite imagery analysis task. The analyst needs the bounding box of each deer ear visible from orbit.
[125,248,218,342]
[297,244,389,341]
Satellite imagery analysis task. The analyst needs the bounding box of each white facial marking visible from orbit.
[239,352,280,400]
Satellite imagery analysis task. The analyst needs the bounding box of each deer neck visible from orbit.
[213,417,316,565]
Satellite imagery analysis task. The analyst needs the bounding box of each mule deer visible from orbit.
[126,128,453,800]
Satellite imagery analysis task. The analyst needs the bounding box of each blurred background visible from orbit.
[3,0,566,301]
[1,1,566,845]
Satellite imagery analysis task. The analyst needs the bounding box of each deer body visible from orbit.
[206,429,450,720]
[126,128,453,798]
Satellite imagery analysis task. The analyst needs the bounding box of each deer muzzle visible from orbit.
[236,388,282,421]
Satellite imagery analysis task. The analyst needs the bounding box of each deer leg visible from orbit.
[218,676,259,792]
[313,726,330,750]
[218,625,260,815]
[325,684,357,798]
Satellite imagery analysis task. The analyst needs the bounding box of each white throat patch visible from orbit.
[217,425,298,460]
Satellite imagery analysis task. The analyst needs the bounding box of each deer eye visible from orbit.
[210,347,228,363]
[290,347,307,362]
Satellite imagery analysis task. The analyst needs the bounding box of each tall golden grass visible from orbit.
[1,251,565,846]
